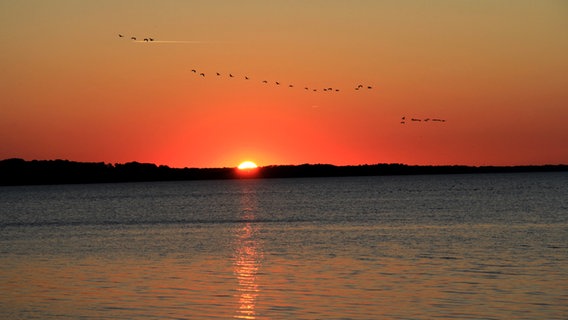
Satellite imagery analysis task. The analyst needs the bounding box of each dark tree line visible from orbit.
[257,163,568,178]
[1,158,566,186]
[0,159,235,185]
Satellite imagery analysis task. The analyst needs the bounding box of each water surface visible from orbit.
[1,173,567,319]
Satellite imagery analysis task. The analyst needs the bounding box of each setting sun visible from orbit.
[238,161,258,170]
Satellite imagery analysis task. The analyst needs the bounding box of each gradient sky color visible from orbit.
[1,1,567,168]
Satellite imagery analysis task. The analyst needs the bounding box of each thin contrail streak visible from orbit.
[133,40,219,44]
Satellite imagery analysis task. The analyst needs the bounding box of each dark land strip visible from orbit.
[1,158,566,186]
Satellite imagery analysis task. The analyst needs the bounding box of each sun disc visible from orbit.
[238,161,258,170]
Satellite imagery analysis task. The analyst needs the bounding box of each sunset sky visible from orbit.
[1,1,567,168]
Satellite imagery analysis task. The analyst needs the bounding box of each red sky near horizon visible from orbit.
[1,1,567,168]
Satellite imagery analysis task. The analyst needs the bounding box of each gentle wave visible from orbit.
[1,173,567,319]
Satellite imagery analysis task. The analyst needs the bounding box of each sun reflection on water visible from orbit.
[233,183,263,319]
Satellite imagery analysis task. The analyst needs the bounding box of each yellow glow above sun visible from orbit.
[238,161,258,170]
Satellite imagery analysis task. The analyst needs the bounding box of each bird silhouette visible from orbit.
[181,65,377,97]
[403,117,446,124]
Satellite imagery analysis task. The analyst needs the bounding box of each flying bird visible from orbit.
[181,64,376,98]
[403,116,446,124]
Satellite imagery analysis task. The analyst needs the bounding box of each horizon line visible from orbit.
[1,158,567,170]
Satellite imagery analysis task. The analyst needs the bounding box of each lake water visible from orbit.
[1,173,567,319]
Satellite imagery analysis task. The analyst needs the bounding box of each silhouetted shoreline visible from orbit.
[1,158,567,186]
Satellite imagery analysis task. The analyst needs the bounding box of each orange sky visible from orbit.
[1,1,567,168]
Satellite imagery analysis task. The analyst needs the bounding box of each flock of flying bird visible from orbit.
[118,34,155,42]
[400,116,447,124]
[118,34,374,93]
[189,68,374,93]
[118,33,446,125]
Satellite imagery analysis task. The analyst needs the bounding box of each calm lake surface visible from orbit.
[1,173,567,319]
